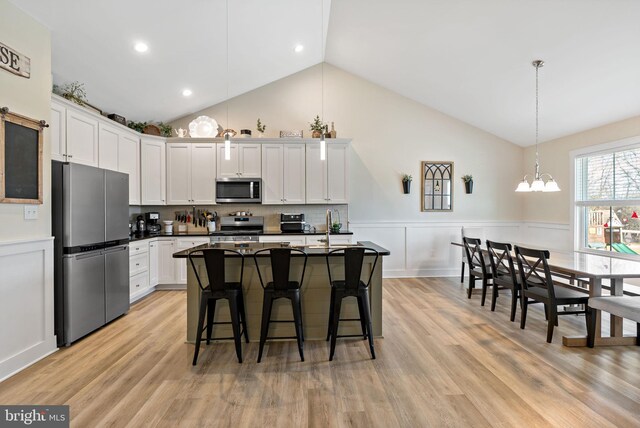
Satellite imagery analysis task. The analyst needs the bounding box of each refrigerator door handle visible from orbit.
[74,251,103,260]
[103,246,127,254]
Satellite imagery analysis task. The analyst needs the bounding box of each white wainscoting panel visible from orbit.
[350,221,521,278]
[519,222,571,252]
[0,238,57,382]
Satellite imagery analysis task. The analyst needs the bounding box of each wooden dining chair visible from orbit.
[514,245,591,343]
[486,240,521,321]
[462,237,492,305]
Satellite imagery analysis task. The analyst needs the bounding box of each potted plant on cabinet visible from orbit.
[310,115,325,138]
[462,174,473,194]
[256,118,266,137]
[402,174,412,194]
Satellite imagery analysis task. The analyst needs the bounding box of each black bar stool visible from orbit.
[326,247,380,361]
[189,248,249,365]
[253,247,308,362]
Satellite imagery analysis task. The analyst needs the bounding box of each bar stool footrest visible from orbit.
[266,335,300,340]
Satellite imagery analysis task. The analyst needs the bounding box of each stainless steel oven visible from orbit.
[216,178,262,203]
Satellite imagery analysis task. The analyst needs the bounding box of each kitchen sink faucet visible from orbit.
[318,209,332,248]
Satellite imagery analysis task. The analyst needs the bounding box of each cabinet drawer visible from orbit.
[130,271,149,296]
[176,238,210,250]
[129,241,149,256]
[129,252,149,276]
[305,235,352,245]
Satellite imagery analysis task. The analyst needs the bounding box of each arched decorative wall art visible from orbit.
[421,161,453,211]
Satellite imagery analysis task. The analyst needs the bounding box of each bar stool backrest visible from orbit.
[253,247,308,290]
[514,245,555,300]
[188,248,245,292]
[486,240,517,283]
[463,237,487,276]
[326,247,380,290]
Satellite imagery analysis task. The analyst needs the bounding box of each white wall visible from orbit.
[0,0,56,381]
[0,0,52,241]
[172,64,525,276]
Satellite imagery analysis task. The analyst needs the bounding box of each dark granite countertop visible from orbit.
[172,241,390,258]
[129,230,353,243]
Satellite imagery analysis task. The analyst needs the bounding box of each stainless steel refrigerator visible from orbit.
[52,161,130,346]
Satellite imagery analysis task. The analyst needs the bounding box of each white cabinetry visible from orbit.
[175,238,210,284]
[167,142,216,205]
[141,137,166,205]
[129,241,152,301]
[50,101,66,162]
[158,239,177,284]
[98,123,140,204]
[306,142,349,204]
[305,235,352,245]
[149,240,159,287]
[216,143,261,178]
[66,108,99,166]
[261,144,305,204]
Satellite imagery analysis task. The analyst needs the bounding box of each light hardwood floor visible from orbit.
[1,278,639,427]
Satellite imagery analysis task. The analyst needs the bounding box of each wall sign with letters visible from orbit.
[0,41,31,78]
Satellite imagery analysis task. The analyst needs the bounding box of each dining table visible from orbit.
[452,241,640,347]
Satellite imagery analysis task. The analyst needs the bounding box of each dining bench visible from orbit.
[587,296,640,347]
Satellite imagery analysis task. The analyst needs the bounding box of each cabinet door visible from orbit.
[141,138,166,205]
[261,144,284,204]
[305,143,327,203]
[327,143,349,203]
[158,240,176,284]
[191,143,216,204]
[149,241,159,287]
[238,143,261,177]
[98,123,119,171]
[118,133,140,205]
[166,143,192,205]
[216,143,239,178]
[50,101,66,161]
[283,144,306,204]
[66,109,99,166]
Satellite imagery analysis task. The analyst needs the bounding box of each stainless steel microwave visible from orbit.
[215,178,262,203]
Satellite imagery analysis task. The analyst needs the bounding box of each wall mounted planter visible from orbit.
[402,180,411,194]
[464,180,473,194]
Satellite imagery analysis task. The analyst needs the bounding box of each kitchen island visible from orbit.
[173,241,390,343]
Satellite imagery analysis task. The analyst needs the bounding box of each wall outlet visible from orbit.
[24,205,38,220]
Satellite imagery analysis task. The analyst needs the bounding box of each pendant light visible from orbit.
[515,60,560,193]
[224,0,231,160]
[319,0,326,161]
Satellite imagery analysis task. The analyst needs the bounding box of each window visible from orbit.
[575,144,640,257]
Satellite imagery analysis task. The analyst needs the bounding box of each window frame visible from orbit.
[571,136,640,260]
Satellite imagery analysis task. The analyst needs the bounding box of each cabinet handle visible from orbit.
[136,263,140,266]
[68,155,73,158]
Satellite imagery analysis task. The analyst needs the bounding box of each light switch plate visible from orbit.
[24,205,38,220]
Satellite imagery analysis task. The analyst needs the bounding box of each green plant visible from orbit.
[53,81,88,106]
[127,121,147,133]
[310,115,325,132]
[402,174,413,182]
[461,174,473,183]
[158,122,172,137]
[256,118,266,133]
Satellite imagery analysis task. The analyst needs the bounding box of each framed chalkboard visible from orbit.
[0,108,45,204]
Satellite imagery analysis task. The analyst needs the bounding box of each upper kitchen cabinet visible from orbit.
[98,123,141,204]
[66,108,99,167]
[262,143,305,204]
[50,100,66,162]
[166,142,216,205]
[216,143,261,178]
[306,141,350,204]
[141,137,167,205]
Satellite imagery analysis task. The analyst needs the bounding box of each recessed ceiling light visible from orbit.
[134,42,148,53]
[182,89,193,97]
[294,44,304,53]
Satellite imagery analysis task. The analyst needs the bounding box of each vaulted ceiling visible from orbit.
[10,0,640,146]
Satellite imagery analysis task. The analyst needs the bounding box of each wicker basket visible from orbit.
[142,124,161,136]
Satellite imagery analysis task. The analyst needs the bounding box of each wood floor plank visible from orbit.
[0,280,639,427]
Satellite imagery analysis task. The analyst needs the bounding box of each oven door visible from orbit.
[216,178,262,203]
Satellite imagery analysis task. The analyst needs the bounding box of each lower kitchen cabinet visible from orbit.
[259,235,307,246]
[149,240,159,286]
[305,235,353,245]
[129,241,152,302]
[158,239,177,284]
[176,238,210,284]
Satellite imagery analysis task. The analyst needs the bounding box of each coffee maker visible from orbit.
[145,212,161,235]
